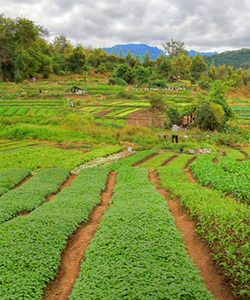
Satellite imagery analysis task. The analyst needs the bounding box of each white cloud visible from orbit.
[1,0,250,52]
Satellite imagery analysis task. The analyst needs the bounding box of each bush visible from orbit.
[149,94,165,112]
[166,106,182,126]
[199,80,210,90]
[109,77,128,86]
[195,100,225,131]
[151,79,167,88]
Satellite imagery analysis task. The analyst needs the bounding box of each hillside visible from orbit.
[103,43,165,60]
[204,48,250,69]
[103,43,217,60]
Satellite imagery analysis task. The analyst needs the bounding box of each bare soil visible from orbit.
[148,170,236,300]
[240,150,248,159]
[13,174,33,189]
[46,174,77,202]
[96,109,112,117]
[14,174,77,220]
[42,171,117,300]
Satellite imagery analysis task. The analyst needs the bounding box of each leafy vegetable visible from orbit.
[70,168,214,300]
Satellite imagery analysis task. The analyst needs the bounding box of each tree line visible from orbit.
[1,15,250,90]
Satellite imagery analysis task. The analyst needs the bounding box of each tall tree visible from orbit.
[163,39,187,58]
[190,53,207,82]
[125,50,135,67]
[143,50,150,67]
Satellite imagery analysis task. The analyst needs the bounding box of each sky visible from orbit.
[1,0,250,53]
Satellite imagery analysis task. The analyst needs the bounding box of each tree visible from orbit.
[66,45,85,73]
[166,106,182,126]
[190,53,207,82]
[209,80,233,122]
[135,53,141,66]
[156,54,172,78]
[163,39,187,58]
[149,94,165,112]
[0,15,47,81]
[171,52,190,79]
[143,50,150,67]
[113,64,133,83]
[134,66,150,85]
[125,50,135,67]
[195,100,225,131]
[208,62,217,80]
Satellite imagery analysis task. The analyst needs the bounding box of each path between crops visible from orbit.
[148,170,236,300]
[46,174,77,202]
[13,174,33,189]
[42,171,117,300]
[14,174,77,218]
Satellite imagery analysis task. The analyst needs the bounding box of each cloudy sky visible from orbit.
[1,0,250,53]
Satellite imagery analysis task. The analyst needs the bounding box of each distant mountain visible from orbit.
[204,48,250,69]
[102,44,217,60]
[103,44,165,61]
[188,50,218,57]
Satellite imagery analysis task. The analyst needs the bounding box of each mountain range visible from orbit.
[102,43,218,60]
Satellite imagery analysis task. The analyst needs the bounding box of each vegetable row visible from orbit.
[0,168,69,224]
[139,152,174,169]
[189,154,250,203]
[70,167,213,300]
[157,166,250,298]
[109,150,156,171]
[0,145,122,170]
[0,169,31,196]
[0,167,110,300]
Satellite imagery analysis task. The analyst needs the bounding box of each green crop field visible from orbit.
[0,75,250,300]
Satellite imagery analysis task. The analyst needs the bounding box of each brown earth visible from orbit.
[46,174,77,202]
[96,109,112,117]
[42,171,117,300]
[13,174,33,189]
[148,170,236,300]
[14,174,77,219]
[240,150,248,159]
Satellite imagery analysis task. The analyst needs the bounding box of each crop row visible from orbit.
[167,154,194,169]
[70,167,213,300]
[0,167,110,300]
[0,145,122,170]
[109,150,156,171]
[0,168,69,224]
[223,149,245,160]
[0,107,58,117]
[189,154,250,203]
[231,106,250,111]
[139,152,174,169]
[0,169,31,196]
[116,107,141,117]
[157,166,250,297]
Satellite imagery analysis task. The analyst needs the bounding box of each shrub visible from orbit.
[109,77,128,86]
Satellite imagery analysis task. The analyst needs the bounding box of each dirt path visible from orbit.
[42,171,117,300]
[13,174,33,189]
[46,174,77,202]
[148,170,236,300]
[239,150,248,160]
[14,174,78,219]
